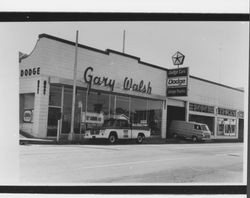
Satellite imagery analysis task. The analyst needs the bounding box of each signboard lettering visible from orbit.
[167,87,187,97]
[123,77,152,94]
[189,103,214,114]
[167,67,188,77]
[167,67,189,97]
[20,67,40,77]
[217,108,236,117]
[84,67,115,91]
[82,112,104,124]
[83,67,152,95]
[167,76,187,87]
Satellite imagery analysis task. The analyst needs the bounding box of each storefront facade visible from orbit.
[168,76,245,140]
[19,34,167,139]
[19,34,244,141]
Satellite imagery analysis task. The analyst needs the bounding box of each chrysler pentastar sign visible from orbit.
[167,67,189,97]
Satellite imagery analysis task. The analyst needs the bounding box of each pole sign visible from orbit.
[167,67,189,97]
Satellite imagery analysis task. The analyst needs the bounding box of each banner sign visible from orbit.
[167,67,188,78]
[167,87,188,97]
[217,108,236,117]
[189,103,215,114]
[167,76,188,87]
[167,67,189,97]
[82,112,104,124]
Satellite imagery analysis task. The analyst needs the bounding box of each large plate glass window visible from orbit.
[217,118,236,137]
[147,100,162,136]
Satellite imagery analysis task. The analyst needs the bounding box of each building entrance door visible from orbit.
[238,119,244,142]
[167,105,185,137]
[47,107,61,136]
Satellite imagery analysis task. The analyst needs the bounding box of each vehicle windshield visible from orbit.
[194,124,201,130]
[103,119,115,127]
[201,125,208,131]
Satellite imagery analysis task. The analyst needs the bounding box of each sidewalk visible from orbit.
[20,130,242,145]
[19,131,55,145]
[19,136,242,145]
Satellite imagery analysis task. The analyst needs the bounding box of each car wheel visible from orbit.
[108,134,117,144]
[192,136,198,143]
[136,134,144,144]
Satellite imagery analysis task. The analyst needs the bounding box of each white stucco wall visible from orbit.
[171,76,244,111]
[21,36,167,98]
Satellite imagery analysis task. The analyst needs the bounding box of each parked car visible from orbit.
[169,120,211,142]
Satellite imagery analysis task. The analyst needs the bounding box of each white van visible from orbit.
[169,120,211,142]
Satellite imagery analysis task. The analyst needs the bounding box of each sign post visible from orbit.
[68,30,79,141]
[78,101,83,139]
[57,120,60,142]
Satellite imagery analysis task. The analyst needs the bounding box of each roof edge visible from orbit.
[38,33,167,71]
[38,34,244,93]
[190,75,244,93]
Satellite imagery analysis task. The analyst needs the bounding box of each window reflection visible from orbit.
[130,97,147,125]
[115,95,130,118]
[147,100,162,136]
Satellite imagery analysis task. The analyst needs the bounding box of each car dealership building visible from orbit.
[19,34,245,141]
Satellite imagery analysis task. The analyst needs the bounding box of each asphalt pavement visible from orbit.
[19,142,244,184]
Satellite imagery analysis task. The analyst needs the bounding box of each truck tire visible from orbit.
[108,133,117,144]
[192,136,198,143]
[136,134,144,144]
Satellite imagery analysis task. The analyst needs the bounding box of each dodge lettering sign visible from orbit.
[167,67,189,97]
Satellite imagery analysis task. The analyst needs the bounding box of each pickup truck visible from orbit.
[84,118,151,144]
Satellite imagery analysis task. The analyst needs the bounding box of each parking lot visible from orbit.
[20,142,244,184]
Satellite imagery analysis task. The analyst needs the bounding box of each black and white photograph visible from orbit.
[14,20,248,184]
[0,0,249,196]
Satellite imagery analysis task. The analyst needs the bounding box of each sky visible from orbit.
[2,21,248,89]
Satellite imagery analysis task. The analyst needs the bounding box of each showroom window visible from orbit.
[115,95,130,119]
[51,85,163,136]
[130,97,148,126]
[217,118,236,136]
[147,100,162,136]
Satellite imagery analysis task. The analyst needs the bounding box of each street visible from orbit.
[20,142,244,184]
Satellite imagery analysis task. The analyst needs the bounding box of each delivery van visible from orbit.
[169,120,211,142]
